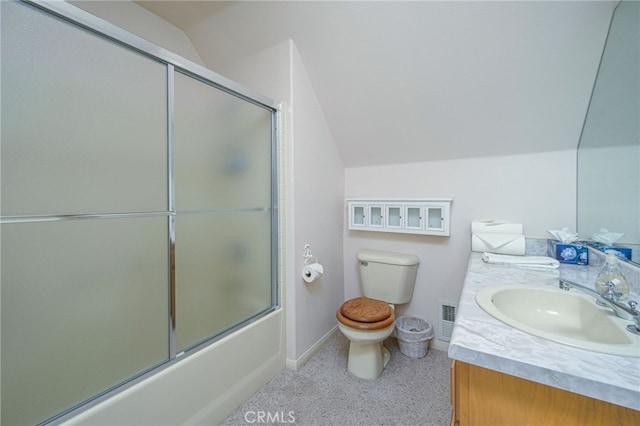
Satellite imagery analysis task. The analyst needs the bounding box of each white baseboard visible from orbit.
[285,326,449,371]
[431,339,450,353]
[286,325,338,370]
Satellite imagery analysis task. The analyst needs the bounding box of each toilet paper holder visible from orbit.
[302,244,324,283]
[303,244,318,265]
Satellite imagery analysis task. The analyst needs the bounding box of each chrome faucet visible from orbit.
[559,279,640,335]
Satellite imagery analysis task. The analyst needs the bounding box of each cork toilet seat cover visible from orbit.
[337,297,394,330]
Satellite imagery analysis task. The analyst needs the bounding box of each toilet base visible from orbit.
[347,340,391,379]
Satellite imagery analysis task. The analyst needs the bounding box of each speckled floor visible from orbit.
[221,331,452,426]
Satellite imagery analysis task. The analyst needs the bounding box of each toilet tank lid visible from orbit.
[357,249,419,266]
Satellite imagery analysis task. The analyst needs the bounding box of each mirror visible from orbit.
[577,0,640,264]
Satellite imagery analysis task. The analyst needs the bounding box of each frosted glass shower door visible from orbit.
[1,219,169,426]
[1,1,167,217]
[2,1,278,423]
[174,71,275,352]
[1,2,169,425]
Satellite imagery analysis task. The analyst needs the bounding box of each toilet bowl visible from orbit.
[336,249,419,379]
[336,297,395,379]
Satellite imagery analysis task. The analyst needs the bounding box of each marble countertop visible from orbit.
[448,252,640,411]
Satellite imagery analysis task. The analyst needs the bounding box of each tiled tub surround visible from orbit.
[449,247,640,411]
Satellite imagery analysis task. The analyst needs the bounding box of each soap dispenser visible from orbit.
[595,250,630,301]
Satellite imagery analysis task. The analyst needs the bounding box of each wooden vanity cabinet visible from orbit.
[450,360,640,426]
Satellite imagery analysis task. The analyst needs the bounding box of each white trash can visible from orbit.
[395,316,434,358]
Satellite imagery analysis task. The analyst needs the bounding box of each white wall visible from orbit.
[289,43,346,363]
[345,150,577,347]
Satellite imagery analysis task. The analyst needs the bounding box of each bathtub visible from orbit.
[66,309,285,425]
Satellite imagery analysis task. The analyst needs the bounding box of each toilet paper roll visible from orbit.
[302,263,324,283]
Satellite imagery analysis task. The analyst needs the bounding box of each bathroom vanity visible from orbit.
[449,252,640,425]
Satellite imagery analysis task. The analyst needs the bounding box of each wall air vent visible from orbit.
[439,301,457,342]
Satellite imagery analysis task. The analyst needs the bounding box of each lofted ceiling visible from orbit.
[135,0,229,29]
[135,0,616,167]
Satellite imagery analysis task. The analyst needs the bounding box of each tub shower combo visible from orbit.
[1,1,280,424]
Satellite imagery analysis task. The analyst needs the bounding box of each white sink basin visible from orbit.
[476,285,640,357]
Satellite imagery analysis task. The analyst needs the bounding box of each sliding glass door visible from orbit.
[1,1,278,424]
[173,71,274,352]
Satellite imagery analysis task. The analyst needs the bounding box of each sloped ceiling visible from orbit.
[135,0,230,29]
[136,0,616,167]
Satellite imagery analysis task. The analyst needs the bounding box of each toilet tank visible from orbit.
[357,249,419,304]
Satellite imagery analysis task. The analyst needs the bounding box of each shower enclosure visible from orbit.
[1,1,279,424]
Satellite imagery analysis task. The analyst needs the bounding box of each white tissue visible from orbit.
[302,263,324,283]
[471,219,525,255]
[591,228,624,245]
[547,226,579,243]
[472,233,525,255]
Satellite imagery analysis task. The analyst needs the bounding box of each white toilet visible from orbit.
[336,249,419,379]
